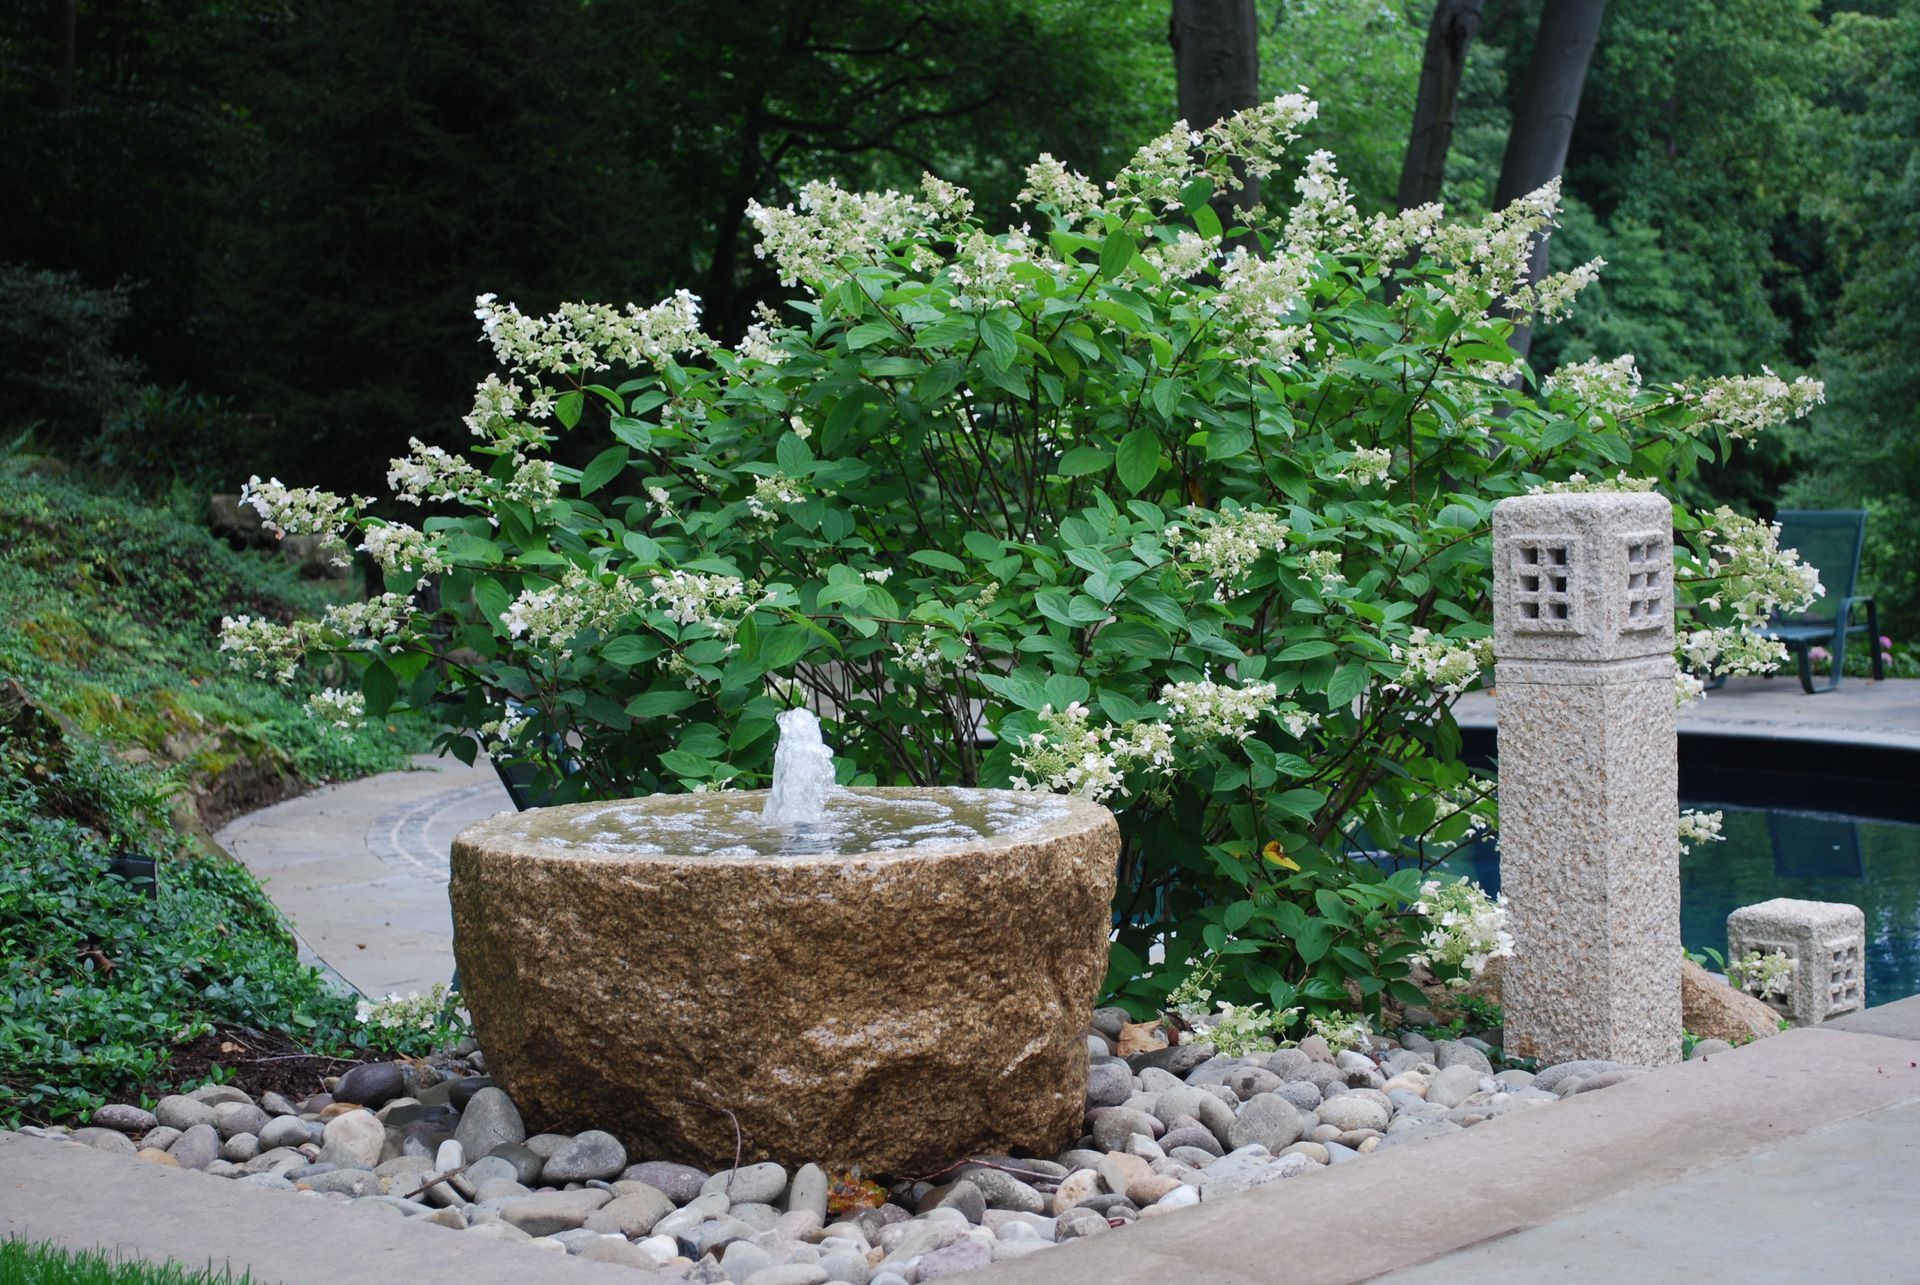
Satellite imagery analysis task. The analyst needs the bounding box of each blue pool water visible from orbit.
[1440,803,1920,1008]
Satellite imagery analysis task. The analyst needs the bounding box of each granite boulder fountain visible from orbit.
[449,710,1118,1173]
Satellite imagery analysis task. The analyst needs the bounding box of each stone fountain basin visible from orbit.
[449,787,1118,1173]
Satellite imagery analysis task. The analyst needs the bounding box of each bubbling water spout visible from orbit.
[762,707,836,825]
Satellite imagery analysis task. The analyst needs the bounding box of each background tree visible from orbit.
[1396,0,1487,211]
[1171,0,1260,228]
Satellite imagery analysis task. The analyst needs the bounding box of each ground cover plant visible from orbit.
[0,468,435,1125]
[227,94,1822,1038]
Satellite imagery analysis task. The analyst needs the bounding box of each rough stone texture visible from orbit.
[450,787,1118,1172]
[1680,958,1783,1044]
[1726,898,1867,1026]
[1493,492,1682,1068]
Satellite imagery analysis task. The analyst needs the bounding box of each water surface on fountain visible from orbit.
[526,788,1070,858]
[527,705,1067,857]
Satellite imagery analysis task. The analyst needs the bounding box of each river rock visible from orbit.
[449,792,1117,1172]
[542,1130,627,1182]
[500,1189,613,1236]
[168,1124,222,1171]
[1533,1060,1626,1093]
[154,1096,216,1132]
[1315,1093,1390,1133]
[70,1127,136,1156]
[91,1104,158,1134]
[623,1159,707,1203]
[583,1188,676,1237]
[452,1087,525,1159]
[319,1110,385,1168]
[703,1162,789,1205]
[1227,1095,1303,1152]
[964,1167,1046,1214]
[213,1102,269,1140]
[1432,1041,1494,1074]
[1426,1064,1485,1109]
[1085,1061,1132,1108]
[333,1062,408,1108]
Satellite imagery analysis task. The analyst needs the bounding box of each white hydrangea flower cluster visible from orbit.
[1279,708,1321,740]
[1113,120,1203,204]
[1727,949,1794,1000]
[320,592,416,653]
[1430,783,1494,840]
[918,173,975,224]
[1144,229,1221,280]
[949,227,1051,309]
[1306,1012,1373,1055]
[306,687,365,730]
[1362,201,1445,263]
[1336,447,1393,486]
[1284,150,1359,254]
[1009,702,1177,803]
[746,473,806,521]
[1674,508,1825,701]
[1213,246,1316,367]
[357,521,446,582]
[1189,1001,1300,1057]
[891,633,946,676]
[1680,368,1824,440]
[1158,679,1278,742]
[387,438,486,507]
[1409,877,1513,986]
[1428,179,1564,309]
[1166,507,1291,598]
[502,568,644,655]
[474,291,708,376]
[477,702,530,743]
[217,615,307,682]
[355,983,460,1033]
[1393,627,1493,696]
[1529,471,1658,495]
[1300,547,1346,590]
[462,372,553,450]
[240,475,353,541]
[1544,354,1642,419]
[1018,153,1102,219]
[1678,808,1725,853]
[1197,92,1319,176]
[647,570,759,638]
[1507,255,1606,321]
[747,180,934,288]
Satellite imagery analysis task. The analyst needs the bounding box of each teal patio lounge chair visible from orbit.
[1714,509,1884,694]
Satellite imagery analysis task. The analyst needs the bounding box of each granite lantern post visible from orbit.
[1493,491,1683,1066]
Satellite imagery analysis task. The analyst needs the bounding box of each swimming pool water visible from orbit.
[1440,803,1920,1009]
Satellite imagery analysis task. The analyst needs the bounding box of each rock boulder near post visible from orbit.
[449,787,1118,1173]
[1492,491,1682,1066]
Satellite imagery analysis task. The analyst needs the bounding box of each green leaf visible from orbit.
[579,445,629,498]
[776,431,814,476]
[627,689,700,717]
[1277,640,1337,661]
[555,390,585,429]
[846,321,895,350]
[361,662,398,717]
[1114,426,1161,494]
[1099,230,1138,280]
[658,749,714,778]
[1205,425,1253,460]
[1056,446,1111,477]
[1325,664,1369,709]
[601,635,661,666]
[1190,201,1223,242]
[610,417,653,451]
[909,549,966,574]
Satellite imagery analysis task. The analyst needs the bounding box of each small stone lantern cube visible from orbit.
[1725,898,1866,1025]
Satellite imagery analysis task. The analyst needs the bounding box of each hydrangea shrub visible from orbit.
[224,94,1821,1025]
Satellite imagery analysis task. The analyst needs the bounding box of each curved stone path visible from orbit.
[215,754,512,999]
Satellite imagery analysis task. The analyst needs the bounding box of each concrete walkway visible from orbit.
[4,1002,1914,1284]
[1456,675,1920,750]
[215,754,512,998]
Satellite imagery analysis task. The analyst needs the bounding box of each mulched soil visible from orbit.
[141,1024,368,1105]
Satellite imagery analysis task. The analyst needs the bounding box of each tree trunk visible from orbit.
[1169,0,1259,236]
[1395,0,1486,212]
[45,0,76,110]
[1495,0,1609,360]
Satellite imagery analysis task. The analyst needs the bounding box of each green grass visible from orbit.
[0,1239,251,1285]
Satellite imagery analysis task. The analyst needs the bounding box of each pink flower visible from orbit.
[1809,646,1830,663]
[1883,652,1894,666]
[1880,635,1894,649]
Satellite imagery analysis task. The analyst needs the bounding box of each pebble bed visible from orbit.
[20,1012,1652,1284]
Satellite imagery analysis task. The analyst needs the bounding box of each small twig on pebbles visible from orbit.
[401,1162,470,1202]
[907,1156,1064,1186]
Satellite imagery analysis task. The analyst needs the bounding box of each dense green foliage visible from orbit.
[235,102,1818,1030]
[0,1238,251,1284]
[0,468,433,1125]
[0,470,419,792]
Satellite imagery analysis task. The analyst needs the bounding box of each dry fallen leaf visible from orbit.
[1117,1020,1169,1056]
